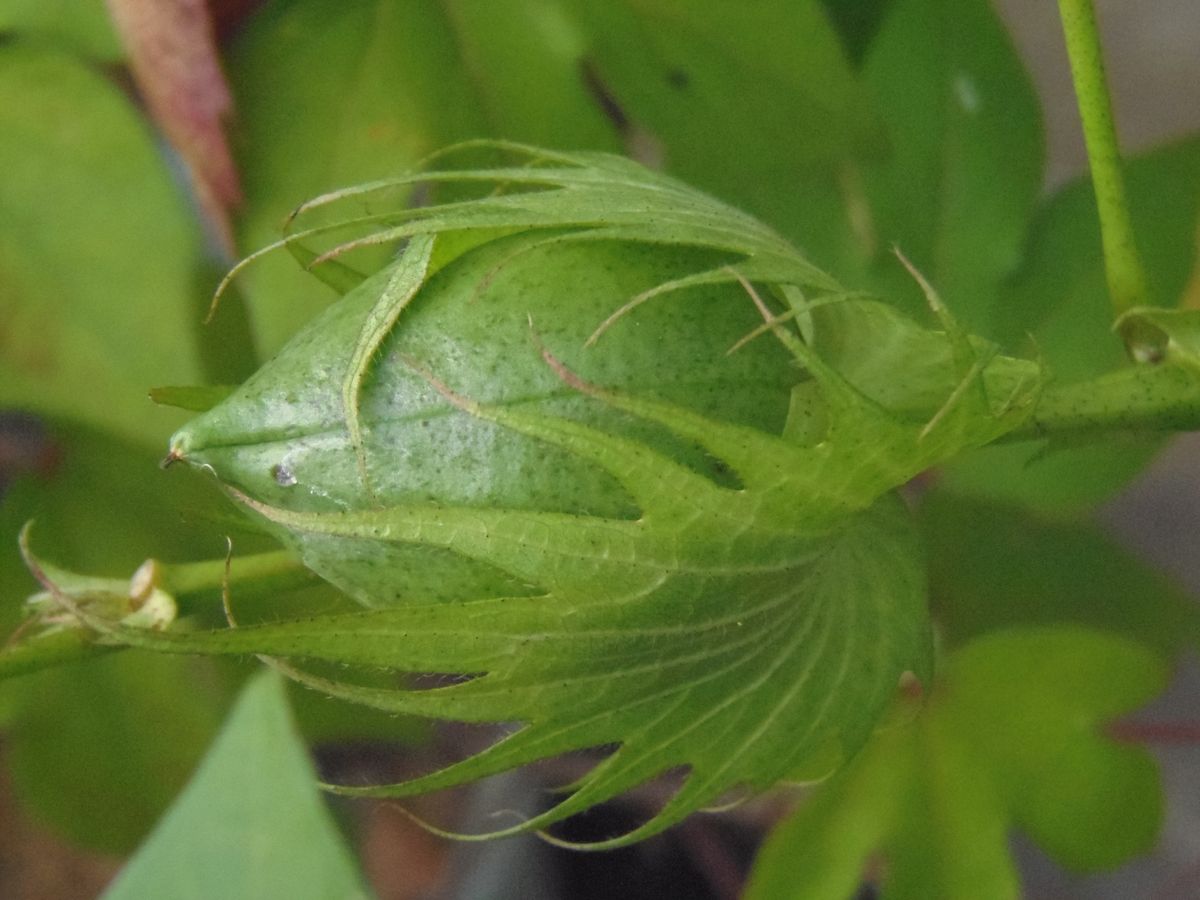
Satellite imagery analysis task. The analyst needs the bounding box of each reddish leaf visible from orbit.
[105,0,242,254]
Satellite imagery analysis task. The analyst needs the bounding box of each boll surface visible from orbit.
[171,230,798,606]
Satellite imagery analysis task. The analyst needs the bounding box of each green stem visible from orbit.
[1057,0,1159,359]
[0,629,117,681]
[163,549,311,603]
[1010,363,1200,440]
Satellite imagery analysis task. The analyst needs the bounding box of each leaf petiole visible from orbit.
[1057,0,1160,360]
[160,549,312,602]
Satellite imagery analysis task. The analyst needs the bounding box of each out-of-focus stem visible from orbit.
[162,549,311,603]
[1057,0,1160,360]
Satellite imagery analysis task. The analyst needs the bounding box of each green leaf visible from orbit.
[4,652,231,857]
[102,670,371,900]
[226,0,493,355]
[922,491,1200,654]
[565,0,877,213]
[945,631,1164,871]
[47,147,1044,844]
[0,0,122,59]
[149,385,237,413]
[819,0,894,65]
[285,676,429,749]
[741,721,915,900]
[0,43,205,447]
[421,0,620,150]
[745,628,1167,900]
[858,0,1042,331]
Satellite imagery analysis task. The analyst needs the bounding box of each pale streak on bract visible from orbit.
[341,233,436,498]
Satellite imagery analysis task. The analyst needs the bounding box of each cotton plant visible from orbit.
[2,1,1199,897]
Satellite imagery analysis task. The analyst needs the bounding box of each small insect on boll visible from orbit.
[271,463,298,487]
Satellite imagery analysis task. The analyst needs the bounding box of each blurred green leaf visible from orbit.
[567,0,877,210]
[552,0,888,302]
[286,676,428,749]
[0,0,122,59]
[0,29,255,697]
[227,0,492,355]
[945,135,1200,512]
[226,0,876,354]
[921,490,1200,654]
[746,628,1167,900]
[0,418,420,832]
[103,669,371,900]
[149,384,237,413]
[0,421,246,852]
[5,652,231,857]
[819,0,894,65]
[0,43,206,447]
[426,0,619,150]
[858,0,1042,331]
[944,631,1165,872]
[940,436,1162,517]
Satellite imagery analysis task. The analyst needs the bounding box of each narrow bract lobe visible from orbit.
[159,143,1039,843]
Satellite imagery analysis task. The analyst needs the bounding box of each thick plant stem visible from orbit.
[1057,0,1159,360]
[1016,364,1200,439]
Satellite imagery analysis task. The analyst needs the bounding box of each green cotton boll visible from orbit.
[127,146,1047,843]
[172,233,795,607]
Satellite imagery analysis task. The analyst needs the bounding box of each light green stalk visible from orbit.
[1057,0,1159,360]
